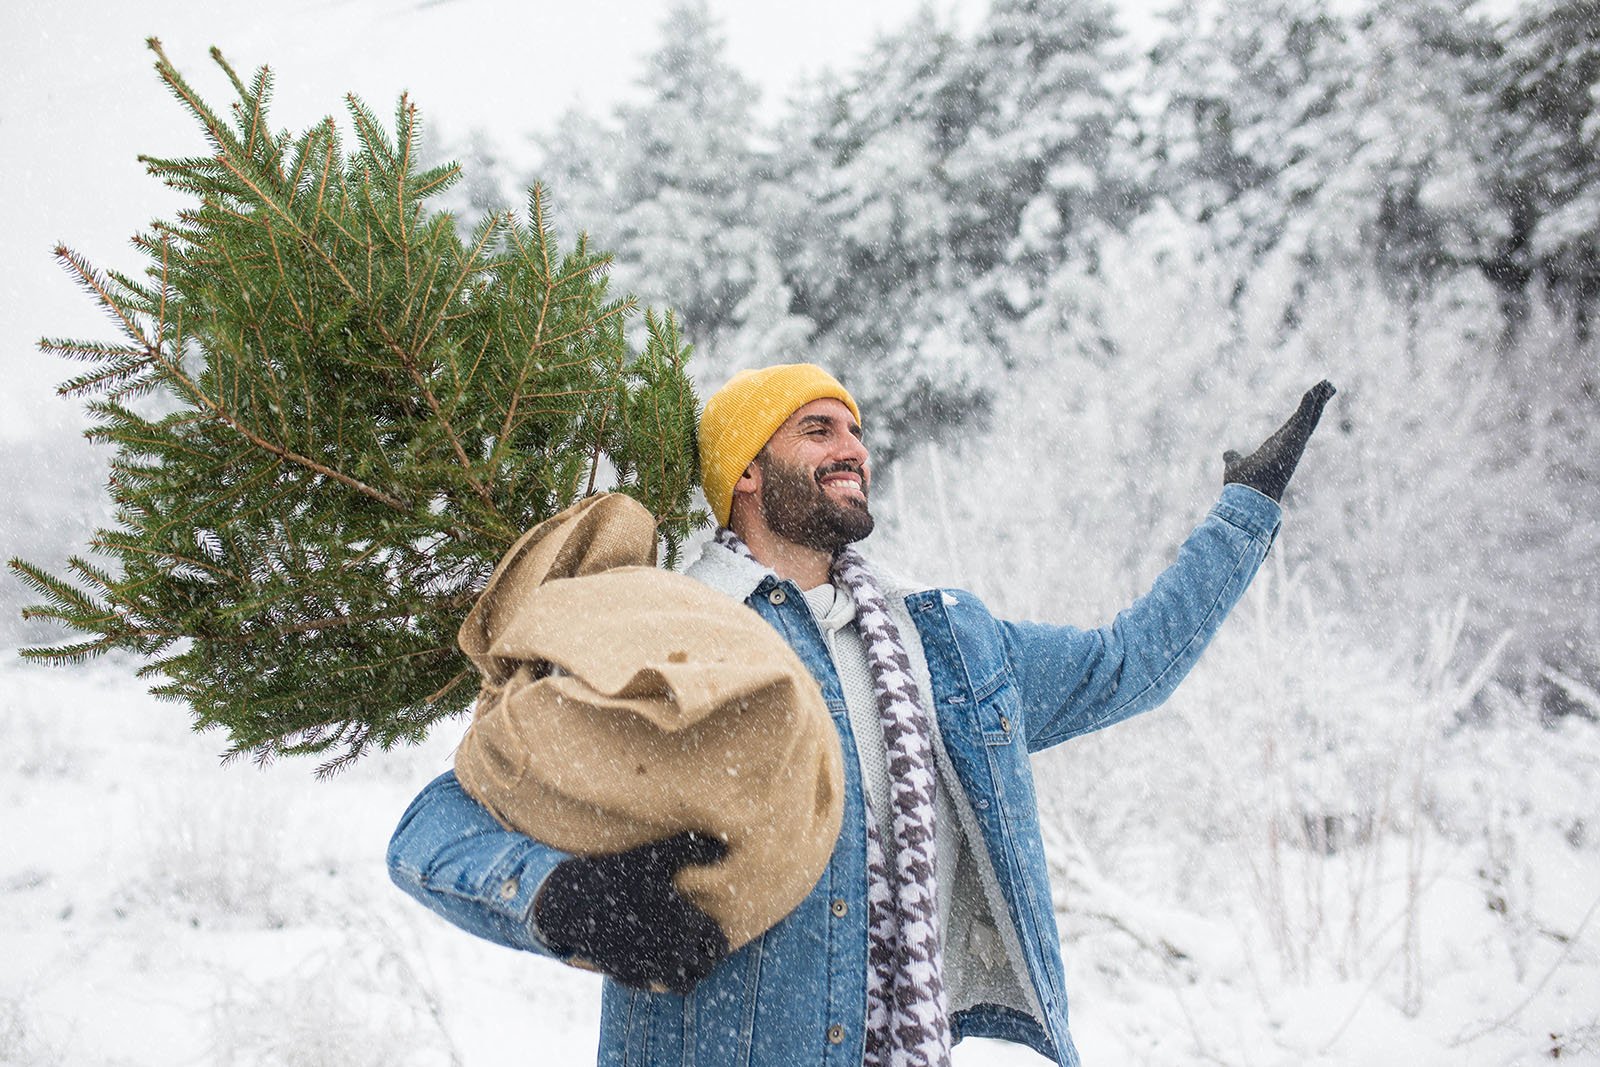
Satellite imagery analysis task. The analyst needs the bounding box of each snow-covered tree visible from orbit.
[1324,0,1502,310]
[1143,0,1356,306]
[1144,0,1504,332]
[529,106,626,246]
[1485,0,1600,338]
[947,0,1139,306]
[781,8,994,457]
[610,0,765,363]
[426,126,518,222]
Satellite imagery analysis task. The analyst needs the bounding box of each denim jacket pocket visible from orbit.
[972,672,1020,747]
[972,677,1047,827]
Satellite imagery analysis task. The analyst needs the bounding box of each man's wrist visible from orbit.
[529,865,582,956]
[1213,482,1283,543]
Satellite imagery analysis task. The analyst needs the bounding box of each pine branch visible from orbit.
[91,537,241,585]
[241,64,272,158]
[410,213,502,358]
[210,149,364,297]
[375,322,497,513]
[423,667,474,707]
[146,328,410,511]
[395,96,415,245]
[207,45,251,102]
[16,637,123,667]
[202,596,475,645]
[8,558,114,623]
[537,299,635,350]
[585,346,626,497]
[52,246,155,349]
[147,38,242,159]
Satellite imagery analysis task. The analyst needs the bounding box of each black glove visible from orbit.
[533,831,729,994]
[1223,380,1337,502]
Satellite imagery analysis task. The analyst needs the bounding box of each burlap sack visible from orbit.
[455,493,844,950]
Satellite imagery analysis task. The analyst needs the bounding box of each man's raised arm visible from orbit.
[1004,381,1335,751]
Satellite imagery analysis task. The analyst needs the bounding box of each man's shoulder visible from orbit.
[862,561,1001,629]
[682,538,770,603]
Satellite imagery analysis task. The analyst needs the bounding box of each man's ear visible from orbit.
[733,460,761,497]
[728,461,762,530]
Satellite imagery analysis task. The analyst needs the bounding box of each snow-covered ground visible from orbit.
[0,653,1050,1066]
[3,645,1597,1066]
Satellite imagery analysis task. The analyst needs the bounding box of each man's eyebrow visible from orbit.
[797,413,864,438]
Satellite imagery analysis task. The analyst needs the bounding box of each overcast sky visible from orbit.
[1,0,1018,443]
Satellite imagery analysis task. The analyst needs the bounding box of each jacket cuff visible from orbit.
[1212,482,1282,544]
[386,771,573,958]
[465,828,576,957]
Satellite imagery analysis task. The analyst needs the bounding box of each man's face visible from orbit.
[749,398,874,553]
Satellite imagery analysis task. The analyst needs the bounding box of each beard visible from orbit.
[757,452,875,553]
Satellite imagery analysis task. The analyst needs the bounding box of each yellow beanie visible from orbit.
[698,364,861,527]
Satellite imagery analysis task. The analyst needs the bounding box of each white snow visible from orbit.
[4,634,1598,1064]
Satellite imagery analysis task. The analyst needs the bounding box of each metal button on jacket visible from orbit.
[827,1024,845,1045]
[768,588,787,606]
[830,898,848,918]
[498,879,519,901]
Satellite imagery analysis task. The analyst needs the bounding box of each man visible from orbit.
[388,363,1335,1066]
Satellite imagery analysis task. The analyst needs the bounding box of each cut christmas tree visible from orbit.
[9,40,704,775]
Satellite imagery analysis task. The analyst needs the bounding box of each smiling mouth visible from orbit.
[819,471,865,497]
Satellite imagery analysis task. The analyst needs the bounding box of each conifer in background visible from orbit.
[8,41,704,774]
[1487,0,1600,337]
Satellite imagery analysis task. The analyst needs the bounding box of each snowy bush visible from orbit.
[0,993,62,1067]
[128,778,301,929]
[206,912,461,1067]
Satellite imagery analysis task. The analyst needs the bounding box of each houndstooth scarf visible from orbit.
[714,529,951,1067]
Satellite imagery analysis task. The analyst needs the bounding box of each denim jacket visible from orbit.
[387,484,1282,1065]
